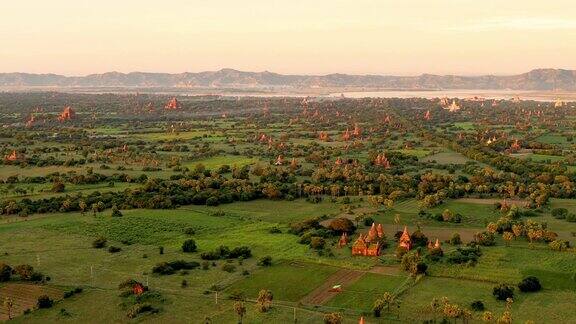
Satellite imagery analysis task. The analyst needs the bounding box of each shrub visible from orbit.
[257,256,272,267]
[0,263,12,282]
[126,303,155,318]
[37,295,54,309]
[549,239,570,251]
[268,226,282,234]
[289,218,321,235]
[551,208,568,219]
[474,231,496,246]
[323,312,343,324]
[228,246,252,259]
[222,264,236,273]
[182,239,197,253]
[108,246,122,253]
[363,217,374,226]
[13,264,34,280]
[310,237,326,250]
[327,218,356,234]
[206,197,219,206]
[445,246,481,265]
[470,300,485,311]
[492,284,514,301]
[518,276,542,292]
[449,233,462,245]
[92,237,107,249]
[111,205,123,217]
[401,251,427,276]
[30,272,45,282]
[410,230,429,248]
[183,227,195,235]
[152,260,200,275]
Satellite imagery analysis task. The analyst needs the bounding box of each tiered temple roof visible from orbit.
[164,98,181,110]
[58,106,75,122]
[398,226,411,250]
[352,222,385,256]
[374,154,391,169]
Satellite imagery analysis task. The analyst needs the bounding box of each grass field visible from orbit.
[421,151,471,164]
[182,155,258,170]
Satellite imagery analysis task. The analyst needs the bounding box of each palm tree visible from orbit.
[233,301,246,324]
[4,297,14,320]
[256,289,273,313]
[394,214,401,232]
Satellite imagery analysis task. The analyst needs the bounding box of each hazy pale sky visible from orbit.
[1,0,575,76]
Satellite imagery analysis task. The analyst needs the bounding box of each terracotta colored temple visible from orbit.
[5,150,23,162]
[352,222,385,256]
[58,106,75,122]
[164,98,181,110]
[398,226,412,250]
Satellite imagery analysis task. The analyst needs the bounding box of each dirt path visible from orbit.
[300,269,365,305]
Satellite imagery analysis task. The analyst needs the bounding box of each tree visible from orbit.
[502,232,514,247]
[37,295,54,309]
[182,239,197,253]
[323,312,343,324]
[13,264,34,280]
[51,181,65,193]
[482,311,494,322]
[233,301,246,324]
[256,289,273,312]
[0,263,12,282]
[257,256,272,267]
[327,218,355,234]
[373,291,397,317]
[394,214,401,232]
[450,233,462,245]
[92,236,107,249]
[492,284,514,301]
[79,200,87,215]
[518,276,542,292]
[111,205,123,217]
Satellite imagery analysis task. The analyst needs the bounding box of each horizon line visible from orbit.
[1,67,573,78]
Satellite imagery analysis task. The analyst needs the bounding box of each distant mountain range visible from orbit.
[1,68,576,91]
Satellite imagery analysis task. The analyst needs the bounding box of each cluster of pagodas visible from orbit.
[339,223,443,258]
[373,153,391,169]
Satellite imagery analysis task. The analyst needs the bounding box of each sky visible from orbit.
[1,0,575,76]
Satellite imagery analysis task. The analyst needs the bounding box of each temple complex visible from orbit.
[58,106,75,121]
[352,222,385,256]
[26,114,36,127]
[164,98,181,110]
[342,128,351,141]
[5,150,23,162]
[373,153,391,169]
[510,139,521,152]
[290,158,298,169]
[274,155,284,165]
[427,238,442,250]
[445,100,461,112]
[319,131,330,141]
